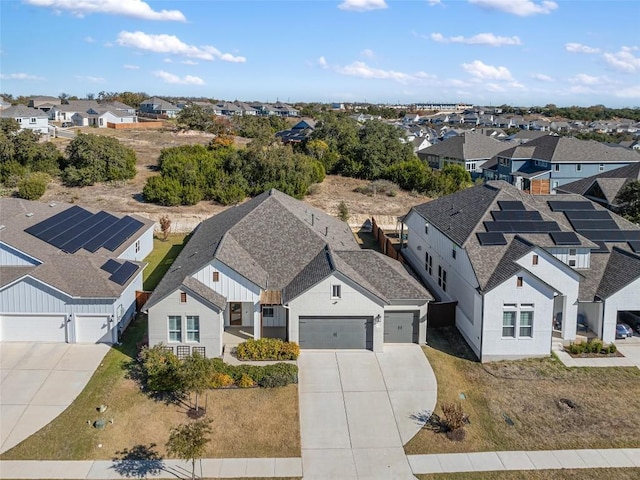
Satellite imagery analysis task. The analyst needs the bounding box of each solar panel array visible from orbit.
[484,221,562,233]
[100,259,139,286]
[548,201,595,212]
[629,241,640,253]
[482,200,563,242]
[477,232,507,246]
[25,206,144,254]
[549,231,581,246]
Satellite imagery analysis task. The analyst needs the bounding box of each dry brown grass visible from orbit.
[405,328,640,455]
[416,469,640,480]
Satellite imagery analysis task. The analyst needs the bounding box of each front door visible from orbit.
[230,302,242,326]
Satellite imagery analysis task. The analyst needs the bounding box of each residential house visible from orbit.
[416,131,516,174]
[402,181,640,361]
[139,97,181,118]
[0,105,51,135]
[275,119,316,144]
[49,100,100,123]
[0,98,11,111]
[28,96,60,112]
[143,189,432,357]
[273,103,299,117]
[485,135,640,194]
[0,198,154,344]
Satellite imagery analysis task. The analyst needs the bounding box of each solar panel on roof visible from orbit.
[24,205,85,237]
[48,212,108,248]
[484,221,561,233]
[580,230,627,242]
[101,259,122,274]
[569,219,619,231]
[629,241,640,253]
[498,201,525,211]
[564,210,613,220]
[103,217,144,251]
[550,231,581,246]
[477,232,508,246]
[109,261,138,286]
[625,231,640,241]
[60,212,119,253]
[548,201,595,211]
[81,216,127,253]
[38,209,93,242]
[592,241,609,253]
[491,210,542,221]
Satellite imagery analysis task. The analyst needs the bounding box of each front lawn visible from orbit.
[405,328,640,455]
[1,316,300,460]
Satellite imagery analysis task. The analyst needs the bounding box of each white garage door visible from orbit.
[0,314,67,342]
[75,315,113,344]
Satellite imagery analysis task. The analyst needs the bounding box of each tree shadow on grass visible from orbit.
[111,443,164,478]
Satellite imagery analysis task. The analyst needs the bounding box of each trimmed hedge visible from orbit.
[209,358,298,388]
[235,338,300,361]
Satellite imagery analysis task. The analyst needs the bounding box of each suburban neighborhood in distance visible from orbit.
[1,1,640,480]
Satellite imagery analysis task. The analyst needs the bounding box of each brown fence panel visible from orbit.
[372,217,379,240]
[136,291,152,311]
[427,301,457,328]
[107,121,164,130]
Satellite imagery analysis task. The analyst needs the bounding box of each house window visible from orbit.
[425,252,432,276]
[554,164,560,172]
[135,240,140,253]
[519,311,533,337]
[425,223,429,235]
[180,292,187,303]
[212,271,220,282]
[168,315,182,342]
[517,276,523,287]
[502,311,516,337]
[263,307,274,317]
[532,254,539,265]
[576,164,582,172]
[569,259,576,267]
[30,118,36,123]
[186,315,200,342]
[452,247,457,259]
[331,284,342,299]
[438,266,447,292]
[599,163,605,172]
[569,248,576,256]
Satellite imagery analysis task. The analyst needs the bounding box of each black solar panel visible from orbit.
[60,212,119,253]
[564,210,613,220]
[477,232,507,246]
[48,212,108,248]
[484,221,561,233]
[550,231,581,246]
[38,209,93,242]
[109,261,138,285]
[101,259,122,274]
[491,210,542,221]
[24,205,85,237]
[498,201,525,210]
[592,241,609,253]
[569,219,619,231]
[81,216,127,253]
[548,201,595,211]
[629,241,640,253]
[103,217,144,251]
[580,230,627,242]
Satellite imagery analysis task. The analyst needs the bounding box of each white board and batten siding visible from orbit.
[548,247,590,270]
[118,226,154,262]
[0,242,40,266]
[601,276,640,344]
[287,273,385,352]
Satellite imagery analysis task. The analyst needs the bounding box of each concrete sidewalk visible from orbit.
[408,448,640,474]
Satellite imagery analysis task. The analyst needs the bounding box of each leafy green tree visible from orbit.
[181,352,211,415]
[615,180,640,224]
[166,419,213,480]
[17,172,50,200]
[142,176,183,206]
[384,158,434,192]
[176,105,214,131]
[337,201,349,222]
[0,118,20,135]
[138,345,184,393]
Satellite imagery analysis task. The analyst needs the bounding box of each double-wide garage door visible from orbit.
[299,316,373,349]
[0,314,67,342]
[384,311,419,343]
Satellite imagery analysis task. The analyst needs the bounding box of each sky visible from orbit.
[1,0,639,107]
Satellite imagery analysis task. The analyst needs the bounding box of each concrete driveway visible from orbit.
[298,344,437,479]
[617,336,640,370]
[0,342,110,453]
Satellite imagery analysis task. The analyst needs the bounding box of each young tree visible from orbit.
[615,180,640,224]
[159,215,171,241]
[181,352,211,417]
[337,201,349,223]
[166,419,213,480]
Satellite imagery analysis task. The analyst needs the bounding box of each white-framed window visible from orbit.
[135,240,140,253]
[519,310,533,337]
[425,223,429,235]
[532,254,539,265]
[180,292,187,303]
[569,259,576,267]
[425,252,432,276]
[452,246,457,259]
[263,307,274,317]
[186,315,200,342]
[168,315,182,342]
[576,164,582,172]
[517,276,523,287]
[569,248,576,256]
[30,117,36,123]
[331,284,342,299]
[502,310,516,338]
[212,271,220,282]
[599,163,605,172]
[554,164,560,172]
[438,266,447,292]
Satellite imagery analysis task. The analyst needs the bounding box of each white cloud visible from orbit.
[603,46,640,73]
[338,0,387,12]
[615,85,640,98]
[318,56,328,69]
[569,73,608,86]
[565,42,600,54]
[25,0,186,21]
[334,60,433,84]
[163,58,173,63]
[531,73,553,81]
[427,0,442,6]
[0,72,43,80]
[181,60,199,65]
[123,64,139,70]
[84,36,95,43]
[469,0,558,16]
[361,48,375,58]
[75,75,105,83]
[116,31,246,62]
[431,32,521,47]
[461,60,513,80]
[153,70,205,85]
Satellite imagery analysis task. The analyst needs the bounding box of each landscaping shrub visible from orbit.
[208,357,298,388]
[237,373,256,388]
[210,372,234,388]
[258,363,298,388]
[589,340,603,354]
[138,345,184,393]
[441,402,467,431]
[608,343,617,354]
[17,172,49,200]
[235,338,300,361]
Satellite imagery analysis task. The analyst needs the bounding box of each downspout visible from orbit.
[479,292,484,363]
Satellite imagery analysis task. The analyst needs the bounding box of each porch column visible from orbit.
[253,303,261,340]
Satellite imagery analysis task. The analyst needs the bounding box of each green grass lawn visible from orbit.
[143,233,188,291]
[416,469,640,480]
[405,328,640,455]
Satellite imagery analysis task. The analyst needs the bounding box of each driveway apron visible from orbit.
[298,344,437,479]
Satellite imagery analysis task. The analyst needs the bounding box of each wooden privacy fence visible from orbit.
[136,291,152,311]
[107,121,164,130]
[371,217,405,264]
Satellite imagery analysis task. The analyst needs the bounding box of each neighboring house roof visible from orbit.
[496,135,640,163]
[0,105,48,119]
[0,198,153,298]
[417,132,516,161]
[596,248,640,298]
[557,163,640,206]
[145,189,432,310]
[54,100,100,112]
[409,181,640,297]
[140,97,178,110]
[508,131,550,141]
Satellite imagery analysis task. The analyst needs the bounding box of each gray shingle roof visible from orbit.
[182,277,227,310]
[597,248,640,298]
[418,132,516,161]
[0,105,48,119]
[557,162,640,204]
[483,237,534,292]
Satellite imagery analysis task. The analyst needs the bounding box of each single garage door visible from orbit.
[75,315,113,344]
[0,314,67,342]
[299,316,373,349]
[384,311,419,343]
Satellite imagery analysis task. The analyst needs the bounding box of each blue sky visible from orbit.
[1,0,639,107]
